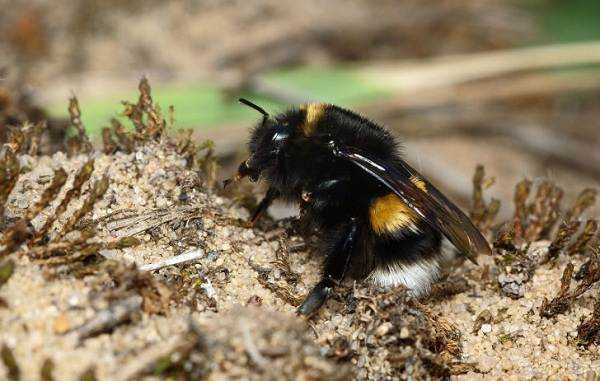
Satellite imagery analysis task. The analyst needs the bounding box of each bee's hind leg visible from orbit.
[297,217,359,316]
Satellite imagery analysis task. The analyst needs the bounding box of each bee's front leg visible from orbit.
[297,217,359,316]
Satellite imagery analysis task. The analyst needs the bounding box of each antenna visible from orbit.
[238,98,269,122]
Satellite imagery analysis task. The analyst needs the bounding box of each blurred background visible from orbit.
[1,0,600,218]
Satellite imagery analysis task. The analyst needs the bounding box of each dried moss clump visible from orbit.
[577,296,600,347]
[326,286,471,379]
[470,164,500,235]
[540,250,600,318]
[494,181,598,298]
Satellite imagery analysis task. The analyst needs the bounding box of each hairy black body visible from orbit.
[227,100,490,315]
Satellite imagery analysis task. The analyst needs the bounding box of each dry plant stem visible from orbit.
[381,107,600,182]
[28,121,45,156]
[72,295,142,342]
[540,263,575,318]
[0,149,20,219]
[577,296,600,346]
[370,69,600,121]
[362,41,600,95]
[6,127,25,154]
[512,179,531,242]
[495,179,570,298]
[567,220,598,256]
[102,261,171,315]
[34,236,140,265]
[68,97,92,153]
[524,181,563,242]
[541,256,600,318]
[102,127,117,154]
[547,221,581,261]
[137,77,164,138]
[34,160,94,242]
[567,189,598,222]
[470,165,486,227]
[105,206,201,237]
[111,118,133,152]
[26,236,92,259]
[469,165,499,234]
[55,175,109,240]
[0,220,31,258]
[122,77,165,142]
[138,248,204,272]
[24,168,68,221]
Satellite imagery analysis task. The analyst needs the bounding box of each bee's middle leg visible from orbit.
[297,217,359,316]
[250,187,279,224]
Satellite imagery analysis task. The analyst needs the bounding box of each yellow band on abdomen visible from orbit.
[369,193,418,235]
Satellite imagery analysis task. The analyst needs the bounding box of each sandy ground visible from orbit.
[1,139,600,380]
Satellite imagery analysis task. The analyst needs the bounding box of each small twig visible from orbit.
[71,295,142,342]
[139,249,204,272]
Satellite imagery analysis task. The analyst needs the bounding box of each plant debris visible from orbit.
[577,296,600,347]
[323,286,469,379]
[71,295,142,342]
[472,309,493,335]
[494,178,598,298]
[470,164,500,235]
[427,274,471,302]
[567,219,598,256]
[0,344,19,381]
[0,260,14,287]
[66,97,93,156]
[40,359,54,381]
[78,366,97,381]
[540,251,600,318]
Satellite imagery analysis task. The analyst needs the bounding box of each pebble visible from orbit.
[481,323,492,334]
[375,322,393,337]
[68,293,83,308]
[478,355,496,373]
[501,358,513,371]
[53,314,71,334]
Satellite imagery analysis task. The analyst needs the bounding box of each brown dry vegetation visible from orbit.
[1,80,600,380]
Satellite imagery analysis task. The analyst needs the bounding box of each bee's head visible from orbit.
[224,99,294,187]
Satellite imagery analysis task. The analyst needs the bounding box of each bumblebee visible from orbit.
[226,99,491,316]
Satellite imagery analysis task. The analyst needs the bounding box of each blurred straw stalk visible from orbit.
[361,41,600,93]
